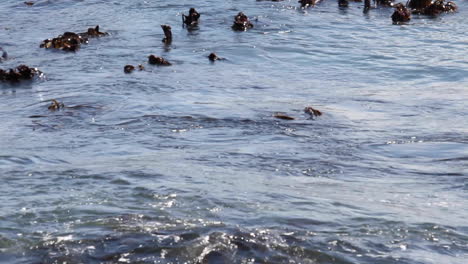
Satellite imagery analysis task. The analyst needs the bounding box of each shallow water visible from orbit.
[1,0,467,263]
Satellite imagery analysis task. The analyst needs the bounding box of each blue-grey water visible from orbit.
[1,0,467,263]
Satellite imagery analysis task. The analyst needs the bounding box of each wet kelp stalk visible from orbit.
[161,25,172,44]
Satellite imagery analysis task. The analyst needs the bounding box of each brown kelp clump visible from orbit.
[40,32,87,51]
[148,55,171,66]
[299,0,321,7]
[182,8,200,26]
[208,53,225,62]
[48,99,65,111]
[124,64,144,73]
[124,65,135,74]
[392,3,411,22]
[0,65,42,83]
[232,12,253,31]
[407,0,432,9]
[304,106,322,118]
[85,25,108,37]
[40,25,108,52]
[339,0,349,7]
[409,0,457,15]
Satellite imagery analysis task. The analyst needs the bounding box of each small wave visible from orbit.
[0,155,33,166]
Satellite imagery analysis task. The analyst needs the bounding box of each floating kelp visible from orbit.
[148,55,171,66]
[339,0,349,7]
[208,53,225,62]
[124,65,135,74]
[40,26,108,52]
[392,3,411,22]
[407,0,432,9]
[232,12,253,31]
[124,64,144,73]
[161,25,172,45]
[0,65,42,83]
[48,99,65,111]
[182,8,200,26]
[85,25,108,37]
[274,113,295,120]
[304,106,322,118]
[299,0,321,8]
[410,0,457,15]
[274,107,323,121]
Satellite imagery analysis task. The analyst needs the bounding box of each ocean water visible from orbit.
[0,0,467,263]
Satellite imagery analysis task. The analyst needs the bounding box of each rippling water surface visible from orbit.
[1,0,467,263]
